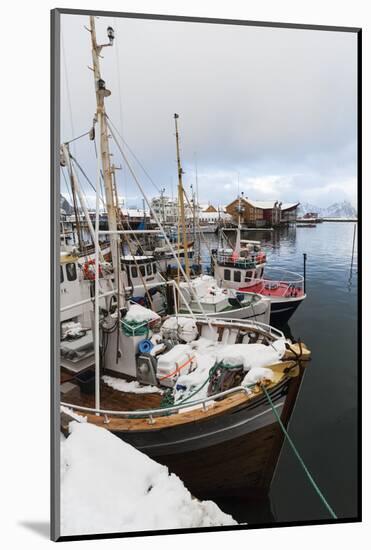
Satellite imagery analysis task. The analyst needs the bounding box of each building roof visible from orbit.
[226,198,299,211]
[248,200,300,211]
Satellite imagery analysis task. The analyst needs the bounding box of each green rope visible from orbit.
[172,362,252,407]
[262,385,337,520]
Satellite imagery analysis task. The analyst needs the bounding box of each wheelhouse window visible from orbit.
[147,263,152,276]
[153,263,157,274]
[234,270,241,283]
[66,262,77,282]
[245,270,253,282]
[131,266,138,278]
[140,265,146,277]
[60,265,64,283]
[224,269,231,281]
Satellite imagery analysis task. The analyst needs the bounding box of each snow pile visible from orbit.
[61,321,86,340]
[125,304,160,323]
[102,375,163,394]
[174,351,216,402]
[216,341,286,371]
[161,316,198,343]
[169,338,286,402]
[242,367,274,387]
[61,422,236,536]
[180,275,214,297]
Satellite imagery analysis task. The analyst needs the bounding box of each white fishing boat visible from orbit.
[212,200,307,324]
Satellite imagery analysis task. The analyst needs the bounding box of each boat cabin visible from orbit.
[121,255,160,287]
[214,241,266,291]
[60,253,91,323]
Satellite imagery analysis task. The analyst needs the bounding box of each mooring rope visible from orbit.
[261,384,337,520]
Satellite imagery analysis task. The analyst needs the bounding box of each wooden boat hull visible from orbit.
[105,366,305,499]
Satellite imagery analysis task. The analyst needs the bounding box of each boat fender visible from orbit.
[138,339,153,354]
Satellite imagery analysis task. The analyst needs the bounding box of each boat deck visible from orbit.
[240,281,304,298]
[61,371,163,412]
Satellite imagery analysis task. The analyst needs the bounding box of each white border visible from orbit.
[1,0,368,548]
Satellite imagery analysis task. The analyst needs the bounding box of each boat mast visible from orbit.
[174,113,190,277]
[89,16,120,285]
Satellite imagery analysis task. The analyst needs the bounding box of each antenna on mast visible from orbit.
[89,16,121,290]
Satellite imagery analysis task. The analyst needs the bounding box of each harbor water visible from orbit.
[203,222,358,524]
[70,221,358,525]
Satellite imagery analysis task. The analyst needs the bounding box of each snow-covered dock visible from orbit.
[61,421,236,536]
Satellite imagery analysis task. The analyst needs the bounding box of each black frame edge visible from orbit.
[51,7,61,543]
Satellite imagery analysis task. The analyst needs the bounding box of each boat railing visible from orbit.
[245,267,305,296]
[216,251,265,269]
[195,316,284,339]
[61,384,255,421]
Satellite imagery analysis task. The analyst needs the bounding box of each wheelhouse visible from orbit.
[121,255,159,287]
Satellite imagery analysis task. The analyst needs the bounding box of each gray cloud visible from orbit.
[61,14,357,208]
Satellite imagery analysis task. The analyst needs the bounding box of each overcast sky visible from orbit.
[60,14,357,208]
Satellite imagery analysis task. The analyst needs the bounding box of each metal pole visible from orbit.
[94,111,102,414]
[99,229,162,235]
[303,253,307,294]
[174,113,190,277]
[351,223,356,268]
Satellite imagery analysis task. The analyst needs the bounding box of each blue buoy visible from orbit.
[138,339,153,354]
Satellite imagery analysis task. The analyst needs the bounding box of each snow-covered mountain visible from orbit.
[324,201,357,218]
[298,200,357,219]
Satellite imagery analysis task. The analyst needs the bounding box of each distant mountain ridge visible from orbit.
[298,200,357,219]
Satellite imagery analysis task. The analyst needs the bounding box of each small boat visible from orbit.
[178,274,271,323]
[212,218,306,325]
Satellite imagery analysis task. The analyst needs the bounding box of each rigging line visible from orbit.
[262,384,337,520]
[64,130,91,145]
[114,27,125,142]
[92,137,106,201]
[61,167,74,208]
[113,30,129,209]
[61,167,80,250]
[70,155,106,209]
[61,31,76,155]
[106,114,162,194]
[183,186,215,270]
[107,119,213,328]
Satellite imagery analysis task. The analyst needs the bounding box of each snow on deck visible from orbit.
[61,422,236,536]
[102,375,163,394]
